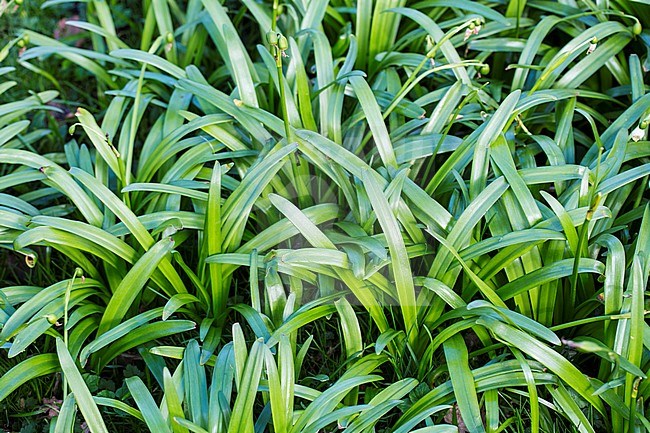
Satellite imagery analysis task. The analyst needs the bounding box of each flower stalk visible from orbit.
[268,30,293,142]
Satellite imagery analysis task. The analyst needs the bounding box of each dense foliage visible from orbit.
[1,0,649,431]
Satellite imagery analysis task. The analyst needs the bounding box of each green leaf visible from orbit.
[498,258,604,301]
[111,49,186,79]
[74,108,122,180]
[548,383,595,433]
[470,91,520,200]
[0,150,103,226]
[443,334,485,433]
[349,76,397,168]
[0,354,59,402]
[178,341,206,429]
[478,317,605,414]
[264,343,287,433]
[54,393,77,433]
[70,168,186,295]
[97,237,176,335]
[126,376,173,433]
[56,338,108,433]
[163,294,201,321]
[79,308,163,367]
[389,8,471,84]
[362,169,417,344]
[291,375,383,433]
[228,339,265,433]
[413,0,510,25]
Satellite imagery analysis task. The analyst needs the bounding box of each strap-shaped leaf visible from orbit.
[56,339,108,433]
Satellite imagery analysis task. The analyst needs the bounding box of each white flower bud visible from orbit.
[587,37,598,55]
[586,43,596,55]
[631,125,646,142]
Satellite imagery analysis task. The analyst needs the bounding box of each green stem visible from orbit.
[269,0,280,112]
[550,311,644,332]
[529,36,596,94]
[273,42,292,142]
[356,61,483,153]
[355,19,482,154]
[271,0,279,31]
[122,36,165,208]
[382,19,479,121]
[570,148,603,307]
[62,268,81,397]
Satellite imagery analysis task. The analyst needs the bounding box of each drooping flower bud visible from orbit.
[473,19,482,35]
[631,123,647,142]
[267,31,279,46]
[587,37,598,55]
[278,35,288,51]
